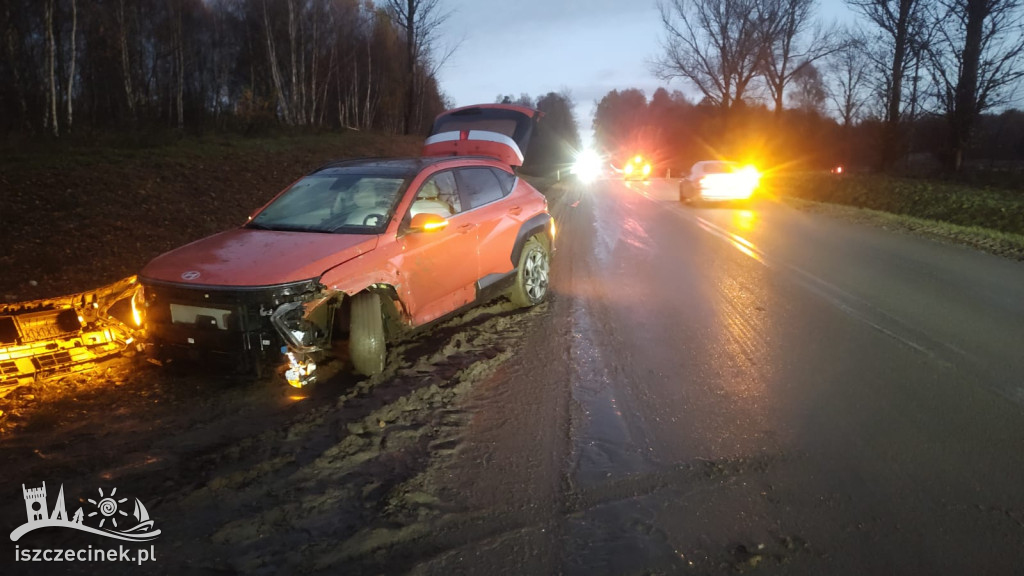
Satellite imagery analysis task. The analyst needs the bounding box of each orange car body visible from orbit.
[137,105,553,379]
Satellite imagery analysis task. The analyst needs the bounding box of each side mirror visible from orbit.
[409,212,448,233]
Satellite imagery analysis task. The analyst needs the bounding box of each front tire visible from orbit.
[509,236,551,307]
[350,292,386,376]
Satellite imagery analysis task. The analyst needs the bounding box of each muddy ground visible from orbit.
[1,134,554,573]
[1,294,548,574]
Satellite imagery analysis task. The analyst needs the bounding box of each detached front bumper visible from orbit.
[0,276,140,396]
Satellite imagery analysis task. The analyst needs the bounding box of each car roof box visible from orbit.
[423,104,541,168]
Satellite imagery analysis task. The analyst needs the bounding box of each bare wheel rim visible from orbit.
[523,247,549,301]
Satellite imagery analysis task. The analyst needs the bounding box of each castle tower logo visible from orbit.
[10,482,160,542]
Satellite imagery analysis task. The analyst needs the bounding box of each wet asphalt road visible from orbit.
[416,178,1024,575]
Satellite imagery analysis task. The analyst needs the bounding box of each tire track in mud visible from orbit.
[0,295,547,575]
[148,299,548,574]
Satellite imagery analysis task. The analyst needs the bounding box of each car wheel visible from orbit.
[350,292,386,376]
[508,236,550,307]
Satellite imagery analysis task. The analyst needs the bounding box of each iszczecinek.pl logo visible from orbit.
[10,482,161,542]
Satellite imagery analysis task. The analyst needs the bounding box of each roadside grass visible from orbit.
[768,172,1024,236]
[771,173,1024,260]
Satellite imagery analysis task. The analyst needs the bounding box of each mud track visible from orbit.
[0,295,547,574]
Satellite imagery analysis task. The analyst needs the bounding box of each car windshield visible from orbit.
[248,173,407,234]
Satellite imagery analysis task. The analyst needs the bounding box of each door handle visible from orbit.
[508,206,522,215]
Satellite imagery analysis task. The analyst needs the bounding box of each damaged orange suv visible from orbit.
[136,105,553,386]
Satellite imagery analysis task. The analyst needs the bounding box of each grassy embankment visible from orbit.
[770,172,1024,260]
[1,131,423,302]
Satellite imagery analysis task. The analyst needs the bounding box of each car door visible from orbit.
[454,166,520,283]
[394,169,480,325]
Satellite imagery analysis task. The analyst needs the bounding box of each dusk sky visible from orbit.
[437,0,859,147]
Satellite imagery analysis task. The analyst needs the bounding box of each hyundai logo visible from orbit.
[181,271,201,281]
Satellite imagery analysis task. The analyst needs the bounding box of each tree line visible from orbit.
[593,86,1024,176]
[0,0,452,137]
[635,0,1024,172]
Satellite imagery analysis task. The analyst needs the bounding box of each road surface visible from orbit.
[408,177,1024,575]
[3,177,1023,575]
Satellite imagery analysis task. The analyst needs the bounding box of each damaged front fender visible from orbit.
[270,291,339,388]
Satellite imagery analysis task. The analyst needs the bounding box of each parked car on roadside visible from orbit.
[679,160,760,204]
[136,104,554,387]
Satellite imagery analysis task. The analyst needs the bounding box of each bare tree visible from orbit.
[287,0,302,124]
[825,35,872,127]
[384,0,451,134]
[174,0,184,129]
[44,0,58,136]
[654,0,764,111]
[924,0,1024,170]
[789,62,828,114]
[3,1,32,131]
[846,0,928,168]
[116,0,136,119]
[0,0,450,135]
[758,0,844,117]
[65,0,76,131]
[263,0,292,124]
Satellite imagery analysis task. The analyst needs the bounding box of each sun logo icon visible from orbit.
[87,487,129,529]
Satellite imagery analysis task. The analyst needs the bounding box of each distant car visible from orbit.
[679,160,760,203]
[623,154,652,180]
[137,104,554,387]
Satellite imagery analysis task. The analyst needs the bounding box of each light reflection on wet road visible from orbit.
[411,176,1024,576]
[545,177,1024,574]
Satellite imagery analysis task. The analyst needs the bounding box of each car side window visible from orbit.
[409,170,461,219]
[455,167,504,210]
[490,168,516,196]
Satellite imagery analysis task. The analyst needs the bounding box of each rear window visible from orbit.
[430,107,535,150]
[455,168,504,210]
[491,168,516,195]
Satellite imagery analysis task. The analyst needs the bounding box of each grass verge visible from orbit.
[770,172,1024,260]
[770,172,1024,236]
[782,197,1024,261]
